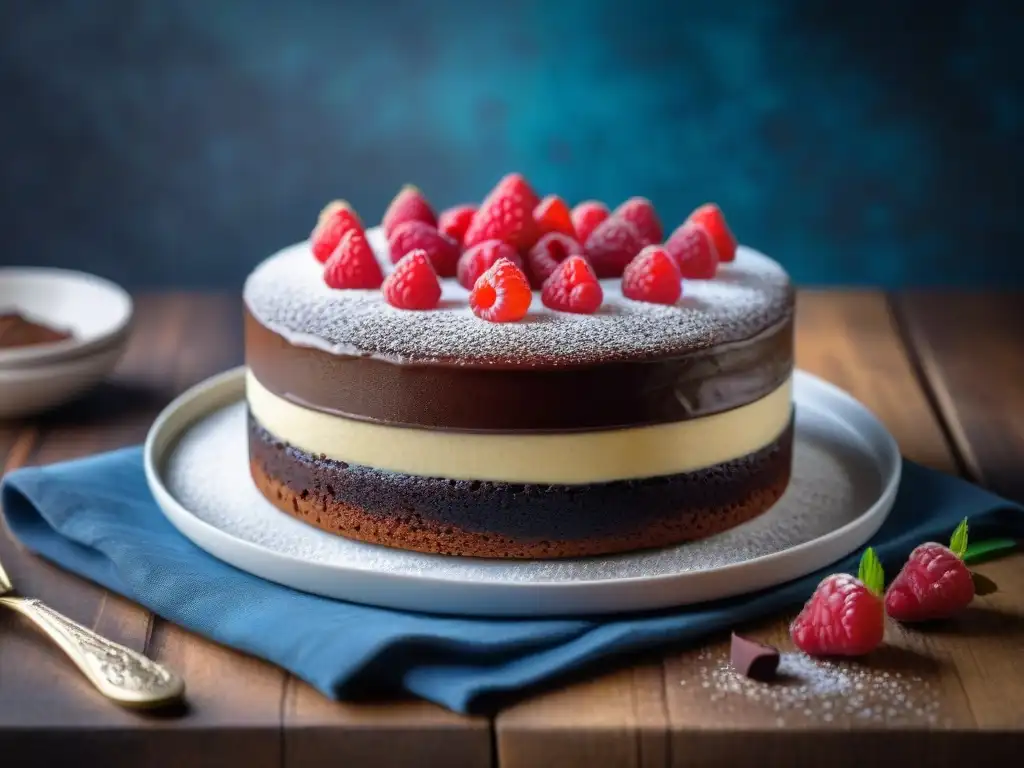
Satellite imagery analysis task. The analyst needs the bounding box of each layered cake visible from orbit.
[244,174,795,559]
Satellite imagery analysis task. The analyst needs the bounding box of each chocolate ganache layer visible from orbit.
[243,233,795,433]
[246,309,792,432]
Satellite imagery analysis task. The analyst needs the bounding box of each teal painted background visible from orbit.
[1,0,1021,287]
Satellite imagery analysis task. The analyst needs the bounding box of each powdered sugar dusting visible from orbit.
[686,648,945,727]
[243,227,793,365]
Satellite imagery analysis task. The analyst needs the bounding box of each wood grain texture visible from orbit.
[894,292,1024,499]
[895,291,1024,731]
[284,679,492,768]
[497,662,669,768]
[498,292,1023,768]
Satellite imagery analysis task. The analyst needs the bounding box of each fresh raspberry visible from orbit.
[687,203,737,262]
[463,173,539,251]
[664,222,719,279]
[525,232,584,288]
[438,204,476,246]
[469,257,532,322]
[790,548,886,657]
[885,519,976,622]
[541,255,603,314]
[382,185,437,239]
[614,197,662,246]
[317,200,347,225]
[457,239,522,290]
[571,201,610,245]
[381,249,441,310]
[886,546,975,622]
[323,230,384,289]
[388,220,460,277]
[533,195,576,239]
[310,201,362,263]
[621,245,681,304]
[585,217,644,278]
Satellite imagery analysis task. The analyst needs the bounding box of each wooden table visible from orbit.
[1,291,1022,767]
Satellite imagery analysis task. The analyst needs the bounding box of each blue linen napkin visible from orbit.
[1,448,1022,714]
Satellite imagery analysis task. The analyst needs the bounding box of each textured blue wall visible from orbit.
[1,0,1021,288]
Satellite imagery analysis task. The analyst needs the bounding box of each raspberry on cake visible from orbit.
[541,255,603,314]
[438,204,476,246]
[533,195,576,239]
[585,216,644,278]
[382,249,441,310]
[463,173,540,251]
[457,239,522,290]
[242,179,795,559]
[687,203,737,263]
[526,232,583,288]
[387,220,460,277]
[571,200,610,245]
[622,245,682,305]
[614,197,662,246]
[382,185,436,239]
[311,201,362,263]
[665,222,719,279]
[323,229,384,290]
[469,257,532,323]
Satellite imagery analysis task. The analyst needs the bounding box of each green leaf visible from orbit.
[949,518,969,559]
[963,538,1018,565]
[858,547,885,597]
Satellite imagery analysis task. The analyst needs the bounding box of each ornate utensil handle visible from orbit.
[0,595,185,707]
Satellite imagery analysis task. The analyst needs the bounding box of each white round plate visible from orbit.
[0,267,133,368]
[145,367,901,617]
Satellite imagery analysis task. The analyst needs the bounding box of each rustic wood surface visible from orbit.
[0,291,1022,767]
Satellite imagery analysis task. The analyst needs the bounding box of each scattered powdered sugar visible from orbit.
[161,393,883,585]
[242,227,793,365]
[686,648,944,727]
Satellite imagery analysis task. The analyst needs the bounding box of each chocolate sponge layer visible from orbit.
[248,413,793,559]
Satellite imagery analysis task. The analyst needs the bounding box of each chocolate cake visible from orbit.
[0,311,72,349]
[244,180,795,559]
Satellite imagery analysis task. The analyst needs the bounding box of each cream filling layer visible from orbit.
[246,370,793,484]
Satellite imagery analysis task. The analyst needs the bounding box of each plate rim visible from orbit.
[144,366,902,614]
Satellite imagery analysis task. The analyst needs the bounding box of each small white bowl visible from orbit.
[0,267,133,418]
[0,267,133,369]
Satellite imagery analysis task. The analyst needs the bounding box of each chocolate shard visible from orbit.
[730,632,780,681]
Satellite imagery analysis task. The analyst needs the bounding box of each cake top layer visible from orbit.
[243,227,793,367]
